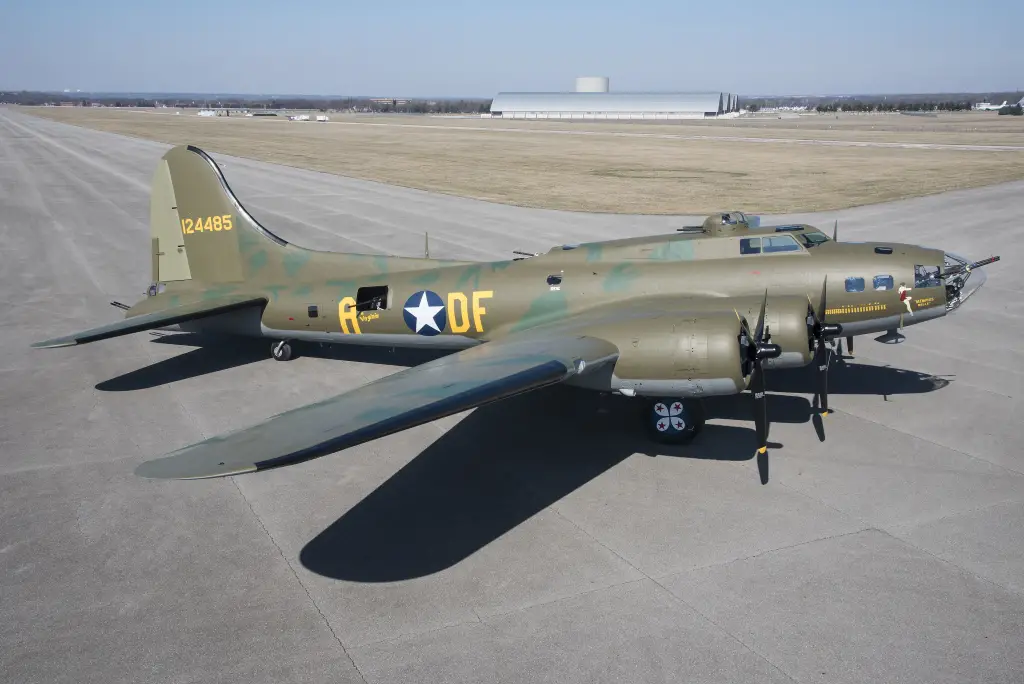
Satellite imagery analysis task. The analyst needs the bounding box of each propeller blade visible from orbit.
[846,335,854,356]
[814,338,832,415]
[752,362,769,451]
[746,290,780,481]
[816,275,828,326]
[833,219,838,242]
[754,289,768,343]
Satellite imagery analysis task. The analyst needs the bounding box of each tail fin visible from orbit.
[150,145,289,285]
[150,145,472,287]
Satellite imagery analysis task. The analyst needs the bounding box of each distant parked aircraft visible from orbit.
[974,101,1007,111]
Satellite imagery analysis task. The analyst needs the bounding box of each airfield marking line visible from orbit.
[884,498,1024,537]
[0,115,108,295]
[821,402,1024,478]
[229,476,370,683]
[0,112,149,191]
[651,528,873,582]
[327,120,1024,152]
[472,577,648,622]
[849,349,1023,400]
[351,613,486,650]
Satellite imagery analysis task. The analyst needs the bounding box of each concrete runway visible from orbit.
[2,107,1022,684]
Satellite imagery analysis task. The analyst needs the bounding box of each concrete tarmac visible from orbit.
[2,107,1022,684]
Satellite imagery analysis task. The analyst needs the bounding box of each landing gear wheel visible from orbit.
[271,340,293,361]
[645,398,705,444]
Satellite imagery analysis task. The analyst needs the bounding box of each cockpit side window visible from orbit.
[798,232,830,248]
[740,237,761,255]
[914,265,941,288]
[762,235,801,253]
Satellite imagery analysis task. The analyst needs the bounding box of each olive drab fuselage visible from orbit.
[135,214,948,395]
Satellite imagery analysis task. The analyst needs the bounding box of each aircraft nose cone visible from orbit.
[943,251,991,312]
[962,263,988,295]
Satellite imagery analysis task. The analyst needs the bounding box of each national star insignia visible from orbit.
[404,291,445,334]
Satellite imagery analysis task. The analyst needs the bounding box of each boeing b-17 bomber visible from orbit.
[33,145,1000,482]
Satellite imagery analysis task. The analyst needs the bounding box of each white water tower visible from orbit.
[575,76,609,93]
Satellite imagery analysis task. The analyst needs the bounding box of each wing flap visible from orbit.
[31,294,267,348]
[135,335,617,479]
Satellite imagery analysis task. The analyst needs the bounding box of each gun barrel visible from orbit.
[944,255,1000,277]
[969,255,1000,269]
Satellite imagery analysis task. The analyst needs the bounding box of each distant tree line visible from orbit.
[814,100,974,113]
[0,91,492,114]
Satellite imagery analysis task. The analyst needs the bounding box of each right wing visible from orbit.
[135,333,618,479]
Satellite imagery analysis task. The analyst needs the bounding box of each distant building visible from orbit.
[489,77,739,120]
[197,109,216,117]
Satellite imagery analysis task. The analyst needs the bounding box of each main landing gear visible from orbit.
[644,398,706,444]
[271,340,293,361]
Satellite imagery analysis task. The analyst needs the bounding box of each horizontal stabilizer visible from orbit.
[135,334,617,479]
[31,294,266,348]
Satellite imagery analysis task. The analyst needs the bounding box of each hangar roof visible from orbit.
[490,92,727,114]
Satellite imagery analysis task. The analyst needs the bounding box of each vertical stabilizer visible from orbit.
[149,145,291,285]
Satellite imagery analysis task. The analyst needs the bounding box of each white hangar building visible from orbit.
[489,76,739,120]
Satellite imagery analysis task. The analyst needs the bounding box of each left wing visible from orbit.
[31,294,267,348]
[135,333,618,479]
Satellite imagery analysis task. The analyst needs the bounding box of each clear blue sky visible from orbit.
[2,0,1021,96]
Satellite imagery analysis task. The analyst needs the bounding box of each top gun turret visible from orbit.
[678,211,763,236]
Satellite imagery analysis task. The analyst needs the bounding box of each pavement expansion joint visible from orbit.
[648,576,801,684]
[229,477,369,684]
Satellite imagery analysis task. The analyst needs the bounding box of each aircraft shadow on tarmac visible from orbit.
[297,363,951,584]
[94,333,455,391]
[92,334,951,583]
[95,334,950,400]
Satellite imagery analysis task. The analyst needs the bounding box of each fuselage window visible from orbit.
[873,275,894,291]
[740,237,761,255]
[762,235,801,253]
[845,277,865,292]
[355,285,389,312]
[914,265,941,288]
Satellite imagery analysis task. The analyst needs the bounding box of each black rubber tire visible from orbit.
[271,341,293,361]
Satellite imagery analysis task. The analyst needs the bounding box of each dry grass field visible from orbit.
[21,106,1024,214]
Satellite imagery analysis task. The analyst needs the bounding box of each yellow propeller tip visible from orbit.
[756,446,768,455]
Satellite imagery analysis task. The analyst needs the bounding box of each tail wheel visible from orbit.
[645,398,705,444]
[271,340,293,361]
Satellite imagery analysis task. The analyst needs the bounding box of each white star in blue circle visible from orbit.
[403,290,447,336]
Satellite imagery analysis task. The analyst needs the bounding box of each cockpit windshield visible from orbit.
[797,232,830,248]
